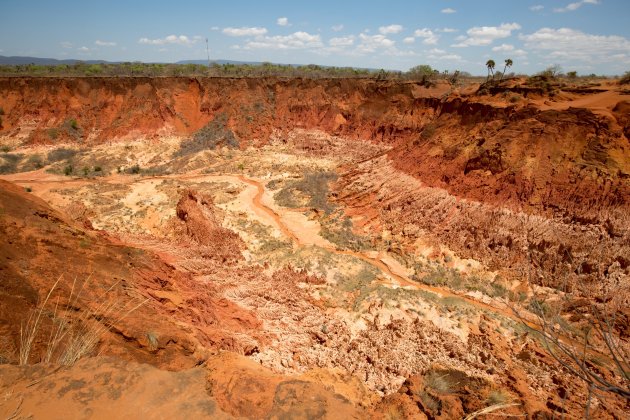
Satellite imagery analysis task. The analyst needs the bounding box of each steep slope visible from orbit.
[0,179,264,368]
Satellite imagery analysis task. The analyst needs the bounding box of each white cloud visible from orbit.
[438,27,458,33]
[210,26,220,31]
[379,24,403,35]
[222,27,268,37]
[441,8,456,14]
[356,33,395,53]
[492,44,528,57]
[452,23,521,47]
[77,46,90,52]
[277,17,290,26]
[95,40,116,47]
[427,48,461,61]
[329,36,355,47]
[243,31,322,50]
[403,37,415,44]
[530,5,544,11]
[520,28,630,65]
[554,0,599,13]
[414,28,439,45]
[331,24,344,32]
[492,43,514,52]
[138,35,201,46]
[60,41,73,49]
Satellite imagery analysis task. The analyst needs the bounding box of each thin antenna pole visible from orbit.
[206,38,211,68]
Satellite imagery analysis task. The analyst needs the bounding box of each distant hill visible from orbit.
[0,56,114,65]
[176,59,268,66]
[0,56,376,70]
[0,56,281,67]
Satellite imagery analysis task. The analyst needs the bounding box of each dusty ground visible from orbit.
[0,76,628,418]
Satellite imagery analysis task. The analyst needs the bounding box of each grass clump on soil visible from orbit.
[176,113,239,156]
[19,275,148,366]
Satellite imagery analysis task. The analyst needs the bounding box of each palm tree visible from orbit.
[486,59,496,81]
[500,58,513,81]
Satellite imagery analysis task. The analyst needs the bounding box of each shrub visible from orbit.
[0,153,22,174]
[63,165,73,176]
[48,128,59,140]
[69,119,79,130]
[128,164,141,174]
[24,187,32,193]
[94,166,102,172]
[424,371,455,394]
[0,107,5,115]
[620,71,630,85]
[1,145,10,153]
[48,148,78,162]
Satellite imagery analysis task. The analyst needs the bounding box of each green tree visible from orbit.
[486,60,496,80]
[407,64,434,79]
[500,59,513,81]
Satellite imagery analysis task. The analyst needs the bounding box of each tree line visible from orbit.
[0,61,470,82]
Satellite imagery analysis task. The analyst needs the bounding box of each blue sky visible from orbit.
[1,0,629,74]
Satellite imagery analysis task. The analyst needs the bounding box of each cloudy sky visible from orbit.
[1,0,629,75]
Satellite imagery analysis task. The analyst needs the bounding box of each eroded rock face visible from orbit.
[175,189,243,263]
[1,77,629,418]
[0,180,262,369]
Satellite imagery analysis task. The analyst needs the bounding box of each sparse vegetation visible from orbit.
[274,170,338,213]
[63,165,73,176]
[620,71,630,85]
[128,164,141,174]
[176,113,239,156]
[48,148,78,162]
[47,127,59,140]
[0,61,477,83]
[0,153,23,174]
[19,276,147,366]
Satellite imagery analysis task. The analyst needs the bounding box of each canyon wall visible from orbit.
[1,76,628,290]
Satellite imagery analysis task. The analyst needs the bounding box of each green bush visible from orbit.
[620,71,630,85]
[63,165,73,176]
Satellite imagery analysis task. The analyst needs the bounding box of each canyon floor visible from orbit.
[0,76,629,418]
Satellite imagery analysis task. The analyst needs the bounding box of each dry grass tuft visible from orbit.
[19,275,148,366]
